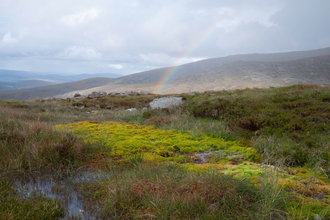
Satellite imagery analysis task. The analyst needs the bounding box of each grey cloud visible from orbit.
[0,0,328,75]
[270,0,330,49]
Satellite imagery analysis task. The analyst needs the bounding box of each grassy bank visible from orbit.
[1,85,330,219]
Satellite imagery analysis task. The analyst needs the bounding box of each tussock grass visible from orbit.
[185,85,330,172]
[100,162,285,219]
[0,106,98,172]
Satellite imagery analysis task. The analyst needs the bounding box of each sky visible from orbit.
[0,0,329,75]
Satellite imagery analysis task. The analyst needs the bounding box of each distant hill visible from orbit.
[108,47,330,85]
[0,69,121,90]
[0,77,114,100]
[160,55,330,93]
[15,80,55,89]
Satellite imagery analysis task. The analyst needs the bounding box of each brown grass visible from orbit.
[0,105,97,172]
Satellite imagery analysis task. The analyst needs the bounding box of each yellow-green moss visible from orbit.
[55,121,245,162]
[55,121,330,219]
[286,199,330,219]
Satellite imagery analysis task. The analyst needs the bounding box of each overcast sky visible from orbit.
[0,0,329,75]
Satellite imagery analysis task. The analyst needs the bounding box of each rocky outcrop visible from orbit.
[140,90,152,95]
[149,97,184,110]
[88,91,107,98]
[46,97,57,101]
[128,91,138,96]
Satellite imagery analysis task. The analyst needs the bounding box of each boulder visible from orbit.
[74,93,82,98]
[126,108,138,112]
[139,90,152,95]
[128,91,138,96]
[88,91,107,98]
[149,97,184,110]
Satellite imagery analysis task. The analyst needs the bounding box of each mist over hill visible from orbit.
[107,47,330,85]
[160,55,330,94]
[64,47,330,97]
[15,80,56,89]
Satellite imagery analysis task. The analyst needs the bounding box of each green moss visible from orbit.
[56,121,246,163]
[286,200,330,219]
[242,147,261,161]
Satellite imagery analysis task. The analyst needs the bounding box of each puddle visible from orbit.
[14,170,109,220]
[191,152,213,164]
[181,151,243,164]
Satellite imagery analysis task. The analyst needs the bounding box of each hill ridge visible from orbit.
[0,77,113,100]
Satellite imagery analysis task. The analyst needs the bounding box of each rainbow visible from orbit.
[155,2,247,93]
[155,22,217,93]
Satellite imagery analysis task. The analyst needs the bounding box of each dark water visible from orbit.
[14,170,109,219]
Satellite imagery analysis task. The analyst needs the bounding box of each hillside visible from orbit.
[160,55,330,93]
[0,77,113,100]
[108,47,330,85]
[60,52,330,98]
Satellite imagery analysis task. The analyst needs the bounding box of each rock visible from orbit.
[126,108,138,112]
[149,97,184,110]
[74,93,81,98]
[110,92,118,95]
[139,90,152,95]
[73,93,86,99]
[88,91,107,98]
[142,107,148,111]
[128,91,138,96]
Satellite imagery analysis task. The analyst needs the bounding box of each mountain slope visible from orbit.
[160,55,330,93]
[108,47,330,85]
[0,77,113,100]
